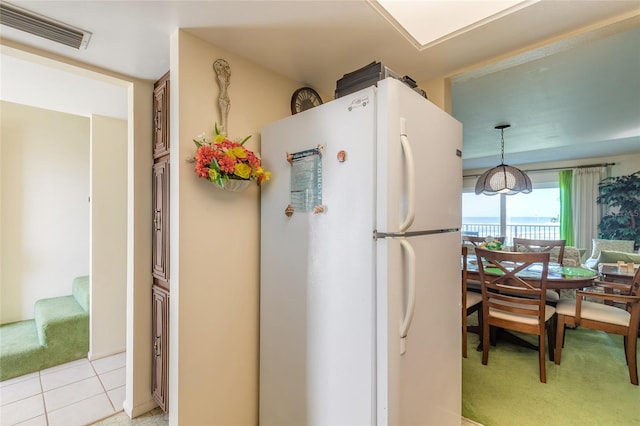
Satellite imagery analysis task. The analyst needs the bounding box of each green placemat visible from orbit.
[561,267,597,278]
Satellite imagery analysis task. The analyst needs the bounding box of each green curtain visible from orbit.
[559,170,574,246]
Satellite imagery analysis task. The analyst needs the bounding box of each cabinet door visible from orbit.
[152,285,169,412]
[153,72,170,159]
[152,158,170,288]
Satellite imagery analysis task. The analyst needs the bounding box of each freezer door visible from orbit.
[375,78,462,234]
[377,231,462,425]
[260,88,379,426]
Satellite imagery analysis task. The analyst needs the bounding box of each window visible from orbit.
[462,187,560,244]
[462,192,500,237]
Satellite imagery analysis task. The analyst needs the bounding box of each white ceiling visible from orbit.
[1,0,639,170]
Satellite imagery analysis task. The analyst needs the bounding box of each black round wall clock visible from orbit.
[291,87,323,114]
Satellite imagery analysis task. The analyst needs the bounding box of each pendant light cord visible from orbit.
[500,128,505,165]
[495,123,510,166]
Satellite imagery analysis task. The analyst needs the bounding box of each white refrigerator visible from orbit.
[260,77,462,426]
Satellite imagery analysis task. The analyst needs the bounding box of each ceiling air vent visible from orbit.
[0,1,91,49]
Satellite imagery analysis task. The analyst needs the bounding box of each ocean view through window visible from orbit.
[462,187,560,244]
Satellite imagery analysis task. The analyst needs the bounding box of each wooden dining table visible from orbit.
[465,255,599,290]
[464,254,599,359]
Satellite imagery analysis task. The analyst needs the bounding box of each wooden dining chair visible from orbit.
[513,238,567,304]
[462,246,482,358]
[555,267,640,385]
[462,236,506,292]
[475,248,556,383]
[512,238,566,265]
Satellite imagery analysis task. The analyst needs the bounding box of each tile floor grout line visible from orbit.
[91,359,118,413]
[39,370,51,426]
[41,391,50,426]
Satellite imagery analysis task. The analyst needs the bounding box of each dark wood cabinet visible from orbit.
[151,284,169,412]
[152,72,170,413]
[152,158,170,289]
[153,72,170,159]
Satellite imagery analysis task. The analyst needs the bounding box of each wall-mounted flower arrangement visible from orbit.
[193,124,271,191]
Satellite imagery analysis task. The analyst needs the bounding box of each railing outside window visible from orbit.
[461,223,560,244]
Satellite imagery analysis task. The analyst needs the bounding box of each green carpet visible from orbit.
[0,320,45,381]
[463,312,640,425]
[1,276,90,381]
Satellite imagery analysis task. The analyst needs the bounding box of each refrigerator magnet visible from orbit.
[337,150,347,162]
[285,204,294,217]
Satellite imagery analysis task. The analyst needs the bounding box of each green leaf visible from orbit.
[597,171,640,250]
[210,157,221,174]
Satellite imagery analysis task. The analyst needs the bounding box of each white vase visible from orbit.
[215,179,252,192]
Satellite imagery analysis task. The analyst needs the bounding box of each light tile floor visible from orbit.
[0,353,128,426]
[1,352,479,426]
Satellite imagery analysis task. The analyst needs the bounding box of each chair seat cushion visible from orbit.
[546,290,560,302]
[556,299,631,327]
[466,279,481,291]
[466,291,482,309]
[489,299,556,325]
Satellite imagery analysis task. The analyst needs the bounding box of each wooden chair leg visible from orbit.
[539,334,547,383]
[462,319,468,358]
[625,333,638,385]
[476,309,484,351]
[555,315,566,365]
[482,321,490,365]
[546,320,555,363]
[489,325,497,346]
[623,335,629,365]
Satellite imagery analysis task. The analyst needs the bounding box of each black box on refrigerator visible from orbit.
[335,61,427,100]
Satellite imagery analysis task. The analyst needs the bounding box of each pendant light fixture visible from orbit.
[475,124,532,195]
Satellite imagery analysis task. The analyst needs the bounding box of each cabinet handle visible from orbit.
[154,336,161,357]
[154,110,161,132]
[154,210,161,231]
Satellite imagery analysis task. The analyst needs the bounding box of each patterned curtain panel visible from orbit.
[571,167,606,260]
[559,170,574,246]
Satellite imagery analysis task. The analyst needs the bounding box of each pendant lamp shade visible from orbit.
[475,124,532,195]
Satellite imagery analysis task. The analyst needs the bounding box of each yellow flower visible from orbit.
[256,167,271,182]
[234,163,252,179]
[214,134,226,143]
[231,146,247,158]
[208,168,219,181]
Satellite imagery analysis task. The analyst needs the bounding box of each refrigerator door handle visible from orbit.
[399,237,416,355]
[399,117,416,232]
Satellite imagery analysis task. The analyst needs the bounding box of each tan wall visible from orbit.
[0,101,90,323]
[90,114,128,359]
[420,77,452,113]
[169,29,301,426]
